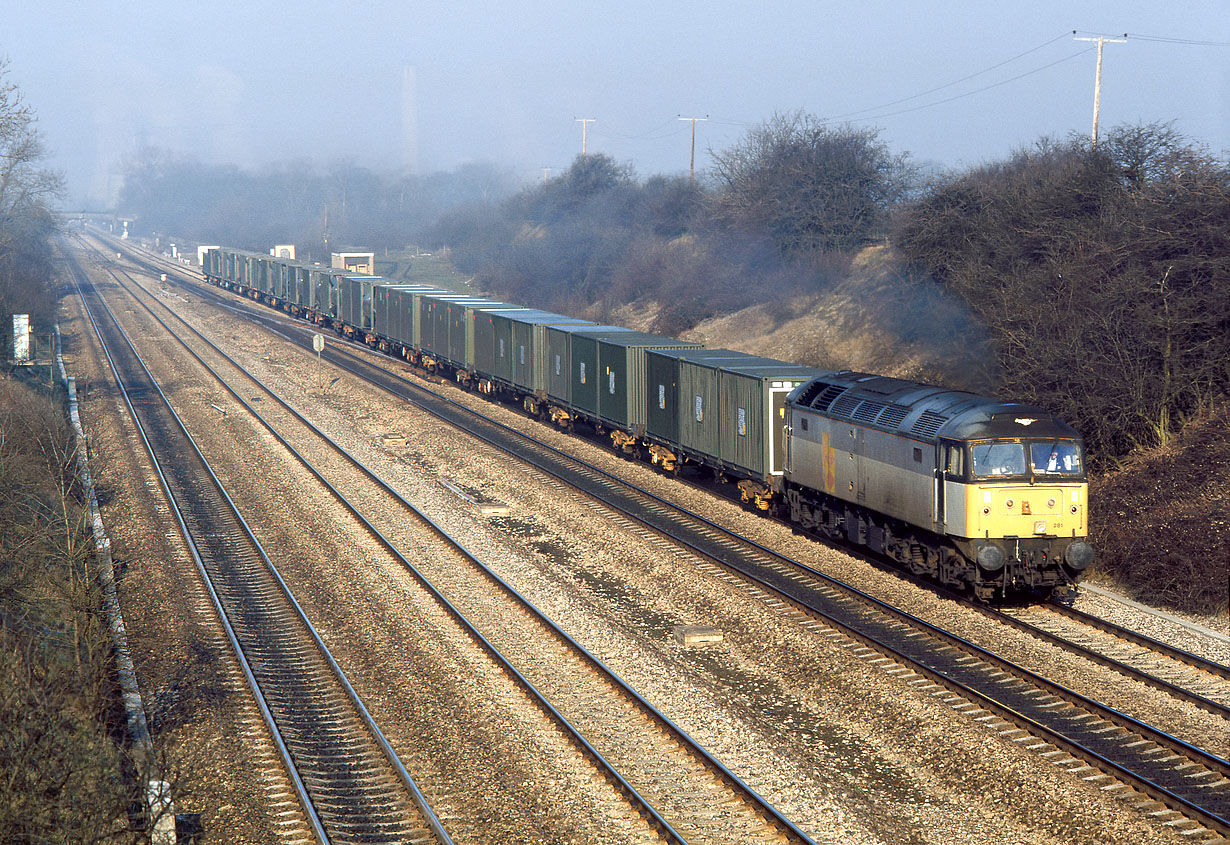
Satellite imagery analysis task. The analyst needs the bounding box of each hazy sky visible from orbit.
[6,1,1228,208]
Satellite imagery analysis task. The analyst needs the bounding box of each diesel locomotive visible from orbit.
[784,372,1092,600]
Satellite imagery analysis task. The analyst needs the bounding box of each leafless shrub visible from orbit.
[0,380,140,842]
[895,123,1230,465]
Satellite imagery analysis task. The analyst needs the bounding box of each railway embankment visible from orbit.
[713,285,1230,622]
[0,363,139,837]
[1088,402,1230,620]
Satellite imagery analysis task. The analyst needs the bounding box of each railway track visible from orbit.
[77,236,818,845]
[64,243,451,844]
[102,234,1230,840]
[855,553,1230,720]
[987,601,1230,717]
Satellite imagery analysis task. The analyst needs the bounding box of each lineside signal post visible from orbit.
[313,333,325,392]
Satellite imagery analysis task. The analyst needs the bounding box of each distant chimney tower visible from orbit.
[401,65,420,174]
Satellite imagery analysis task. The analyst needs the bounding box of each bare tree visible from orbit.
[709,111,912,257]
[894,125,1230,461]
[0,382,142,842]
[0,59,62,349]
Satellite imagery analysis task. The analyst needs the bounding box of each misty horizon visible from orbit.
[7,1,1228,209]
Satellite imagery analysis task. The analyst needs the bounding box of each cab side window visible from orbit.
[945,445,963,479]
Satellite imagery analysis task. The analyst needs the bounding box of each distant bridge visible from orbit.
[59,211,134,226]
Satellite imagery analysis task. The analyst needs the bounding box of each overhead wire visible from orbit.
[824,31,1074,121]
[1118,33,1230,47]
[562,29,1223,154]
[842,45,1096,123]
[670,33,1096,133]
[604,116,688,142]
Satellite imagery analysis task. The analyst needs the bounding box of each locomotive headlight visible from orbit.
[1047,498,1056,509]
[1005,498,1014,508]
[982,507,990,515]
[1070,505,1078,514]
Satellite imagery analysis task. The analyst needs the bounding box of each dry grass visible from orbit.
[679,245,999,392]
[0,377,136,840]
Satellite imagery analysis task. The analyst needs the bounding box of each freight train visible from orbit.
[200,245,1093,600]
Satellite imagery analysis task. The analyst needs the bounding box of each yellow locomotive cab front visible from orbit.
[966,482,1088,539]
[950,436,1094,582]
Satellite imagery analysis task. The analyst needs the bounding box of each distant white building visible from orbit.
[332,252,375,275]
[272,244,296,259]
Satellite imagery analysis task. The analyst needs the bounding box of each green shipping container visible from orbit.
[339,275,388,331]
[587,332,703,432]
[545,325,629,406]
[474,308,533,384]
[310,267,349,320]
[717,361,823,479]
[202,247,220,278]
[508,311,591,394]
[253,256,271,294]
[564,329,638,418]
[374,285,438,347]
[419,294,477,358]
[646,348,761,454]
[290,264,312,308]
[446,299,508,370]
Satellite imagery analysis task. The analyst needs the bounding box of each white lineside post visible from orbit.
[314,333,325,391]
[13,313,30,362]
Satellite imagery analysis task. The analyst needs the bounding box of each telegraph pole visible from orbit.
[1074,33,1126,149]
[678,115,708,182]
[575,118,596,157]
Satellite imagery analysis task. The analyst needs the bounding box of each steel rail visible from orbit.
[974,601,1230,718]
[1045,600,1230,680]
[94,242,1230,710]
[224,292,1230,839]
[64,248,331,845]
